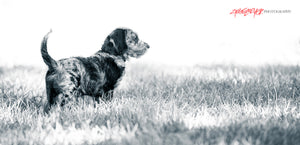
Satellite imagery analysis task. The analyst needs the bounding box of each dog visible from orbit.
[41,28,149,109]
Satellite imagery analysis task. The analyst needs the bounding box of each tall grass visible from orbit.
[0,63,299,145]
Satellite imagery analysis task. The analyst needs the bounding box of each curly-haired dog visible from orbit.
[41,28,150,108]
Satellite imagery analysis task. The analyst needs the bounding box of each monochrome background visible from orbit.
[1,0,300,66]
[1,1,300,144]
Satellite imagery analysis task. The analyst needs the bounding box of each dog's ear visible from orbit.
[107,41,113,47]
[110,29,128,54]
[101,29,128,56]
[101,36,118,55]
[107,37,115,48]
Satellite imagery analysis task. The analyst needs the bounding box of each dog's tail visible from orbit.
[41,29,57,69]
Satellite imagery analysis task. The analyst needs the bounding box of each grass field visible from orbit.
[0,63,300,145]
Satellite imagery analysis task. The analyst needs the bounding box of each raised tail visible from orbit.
[41,29,57,69]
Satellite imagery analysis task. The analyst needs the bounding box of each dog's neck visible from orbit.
[95,51,125,68]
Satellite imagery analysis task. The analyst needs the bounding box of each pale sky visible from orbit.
[1,0,300,66]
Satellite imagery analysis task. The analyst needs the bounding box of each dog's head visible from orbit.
[101,28,150,59]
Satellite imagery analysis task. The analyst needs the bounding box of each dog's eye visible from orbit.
[129,38,138,44]
[129,40,134,44]
[132,36,137,40]
[132,36,138,43]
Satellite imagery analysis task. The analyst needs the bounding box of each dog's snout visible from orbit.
[145,43,150,49]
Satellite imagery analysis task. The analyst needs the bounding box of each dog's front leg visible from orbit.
[94,90,114,103]
[102,90,114,101]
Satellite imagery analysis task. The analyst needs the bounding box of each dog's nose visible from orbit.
[145,43,150,49]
